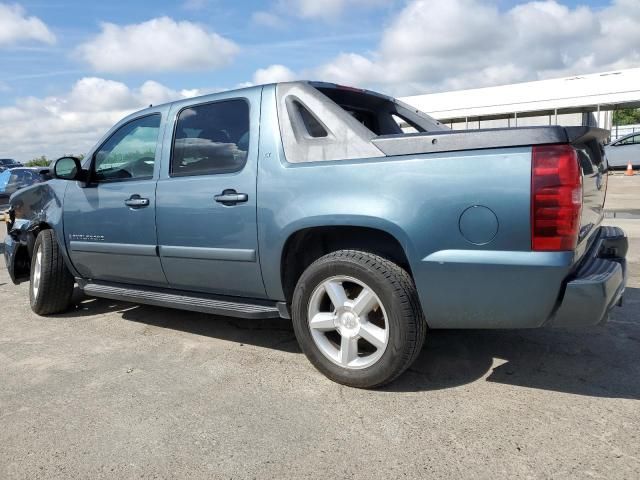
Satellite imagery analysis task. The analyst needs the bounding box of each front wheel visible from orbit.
[30,229,75,315]
[291,250,426,388]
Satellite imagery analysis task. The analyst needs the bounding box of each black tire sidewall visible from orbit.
[292,252,419,388]
[28,229,74,315]
[29,232,46,310]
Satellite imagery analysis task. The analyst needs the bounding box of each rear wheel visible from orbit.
[292,250,426,388]
[29,229,74,315]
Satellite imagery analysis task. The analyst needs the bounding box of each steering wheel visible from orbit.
[129,157,155,177]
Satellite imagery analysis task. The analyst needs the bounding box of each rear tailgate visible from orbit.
[566,127,609,257]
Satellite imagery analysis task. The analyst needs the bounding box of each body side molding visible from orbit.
[159,246,257,262]
[69,241,157,256]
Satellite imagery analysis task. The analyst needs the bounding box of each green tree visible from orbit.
[24,154,85,167]
[25,155,50,167]
[613,108,640,126]
[63,154,85,161]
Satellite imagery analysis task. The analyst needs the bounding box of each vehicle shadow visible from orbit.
[387,286,640,399]
[57,287,640,399]
[56,288,300,354]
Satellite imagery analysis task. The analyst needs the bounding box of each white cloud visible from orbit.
[275,0,386,20]
[235,65,297,88]
[0,77,204,161]
[0,3,56,47]
[253,64,297,84]
[76,17,239,73]
[310,0,640,95]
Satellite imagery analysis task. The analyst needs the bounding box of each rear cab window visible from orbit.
[313,84,441,136]
[276,82,447,164]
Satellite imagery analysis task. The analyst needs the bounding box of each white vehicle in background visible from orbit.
[605,132,640,169]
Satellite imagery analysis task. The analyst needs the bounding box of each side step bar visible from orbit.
[81,281,282,319]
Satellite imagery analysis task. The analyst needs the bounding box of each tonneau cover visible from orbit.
[372,126,610,156]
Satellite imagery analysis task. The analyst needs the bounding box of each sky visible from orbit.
[0,0,638,161]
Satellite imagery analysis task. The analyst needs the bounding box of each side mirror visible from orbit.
[53,156,83,180]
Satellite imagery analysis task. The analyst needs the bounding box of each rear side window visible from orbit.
[171,99,250,176]
[292,100,327,138]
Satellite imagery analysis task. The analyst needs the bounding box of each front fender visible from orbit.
[3,180,77,283]
[3,227,23,284]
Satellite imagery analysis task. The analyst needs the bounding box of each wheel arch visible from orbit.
[5,180,77,283]
[9,221,55,283]
[279,223,414,304]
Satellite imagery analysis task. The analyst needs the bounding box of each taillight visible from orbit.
[531,144,582,251]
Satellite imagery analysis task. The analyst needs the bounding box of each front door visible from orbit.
[155,92,265,298]
[64,113,167,287]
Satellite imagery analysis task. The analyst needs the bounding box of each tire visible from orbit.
[29,229,75,315]
[291,250,426,388]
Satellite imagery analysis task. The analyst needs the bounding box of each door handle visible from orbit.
[124,195,150,208]
[214,189,248,206]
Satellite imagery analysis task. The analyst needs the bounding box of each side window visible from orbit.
[94,114,161,182]
[7,172,19,188]
[171,99,249,176]
[617,135,639,145]
[290,100,328,138]
[11,170,34,187]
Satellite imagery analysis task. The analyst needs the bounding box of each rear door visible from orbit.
[155,89,265,298]
[64,113,167,287]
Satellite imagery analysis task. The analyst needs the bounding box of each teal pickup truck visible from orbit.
[3,82,627,388]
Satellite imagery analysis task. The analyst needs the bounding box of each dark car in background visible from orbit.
[0,167,51,210]
[0,159,23,172]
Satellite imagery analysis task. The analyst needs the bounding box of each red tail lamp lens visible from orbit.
[531,145,582,251]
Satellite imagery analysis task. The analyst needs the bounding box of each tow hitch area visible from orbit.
[549,226,627,328]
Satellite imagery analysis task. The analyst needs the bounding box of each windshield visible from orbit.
[0,170,10,191]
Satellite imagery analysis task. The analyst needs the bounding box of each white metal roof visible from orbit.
[400,68,640,120]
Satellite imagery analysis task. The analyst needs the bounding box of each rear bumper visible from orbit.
[549,226,627,327]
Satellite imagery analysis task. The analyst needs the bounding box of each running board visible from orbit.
[81,281,282,319]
